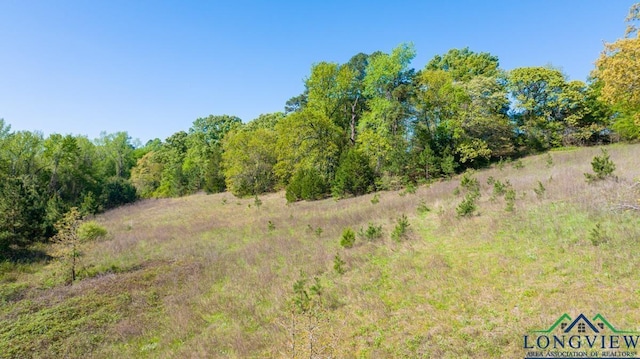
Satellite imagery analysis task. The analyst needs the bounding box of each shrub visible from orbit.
[391,214,410,242]
[505,188,516,212]
[456,192,479,217]
[358,223,383,241]
[534,181,546,199]
[584,148,616,182]
[340,228,356,248]
[332,149,375,198]
[333,253,346,275]
[545,153,554,168]
[370,193,380,204]
[286,167,328,202]
[416,200,430,215]
[101,177,137,210]
[77,221,108,241]
[460,172,480,192]
[589,223,610,246]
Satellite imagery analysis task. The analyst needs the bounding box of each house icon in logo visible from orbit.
[533,313,637,334]
[563,313,600,333]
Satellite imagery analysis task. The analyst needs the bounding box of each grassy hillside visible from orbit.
[1,144,639,358]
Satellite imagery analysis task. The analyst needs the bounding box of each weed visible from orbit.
[315,227,323,238]
[546,153,554,168]
[371,193,380,204]
[268,221,276,232]
[254,195,263,208]
[340,228,356,248]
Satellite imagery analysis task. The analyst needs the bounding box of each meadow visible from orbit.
[1,144,639,358]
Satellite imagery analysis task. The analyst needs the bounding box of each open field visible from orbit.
[1,144,640,358]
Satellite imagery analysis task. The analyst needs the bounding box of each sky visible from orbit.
[0,1,636,143]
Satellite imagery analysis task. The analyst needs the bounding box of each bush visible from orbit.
[534,181,546,199]
[358,223,383,241]
[332,149,375,198]
[584,148,616,182]
[456,192,479,217]
[333,253,346,274]
[77,221,108,241]
[391,214,410,242]
[286,168,328,202]
[340,228,356,248]
[101,177,137,210]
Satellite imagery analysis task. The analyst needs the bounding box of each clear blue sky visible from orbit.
[0,1,635,143]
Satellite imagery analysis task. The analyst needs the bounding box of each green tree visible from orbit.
[274,109,342,188]
[332,148,375,198]
[358,43,416,175]
[222,128,278,196]
[508,67,572,150]
[95,131,135,178]
[426,47,500,82]
[594,3,640,140]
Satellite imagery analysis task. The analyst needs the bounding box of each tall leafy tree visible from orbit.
[508,67,571,150]
[222,127,278,196]
[426,47,500,82]
[594,3,640,139]
[358,43,416,175]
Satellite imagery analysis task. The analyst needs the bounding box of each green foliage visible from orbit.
[0,176,48,250]
[426,47,500,82]
[492,179,510,197]
[100,177,137,210]
[460,172,480,193]
[416,200,431,215]
[358,222,383,241]
[253,195,262,209]
[333,253,346,275]
[332,149,375,198]
[512,159,524,169]
[370,193,380,204]
[585,148,616,182]
[545,153,554,167]
[505,188,516,212]
[534,181,546,199]
[77,221,108,241]
[391,214,410,242]
[267,221,275,232]
[291,272,322,314]
[286,167,328,203]
[53,207,82,284]
[589,223,610,246]
[340,228,356,248]
[222,128,278,197]
[456,192,479,217]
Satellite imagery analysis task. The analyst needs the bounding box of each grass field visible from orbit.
[1,144,639,358]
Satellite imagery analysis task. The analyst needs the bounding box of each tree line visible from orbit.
[2,3,639,252]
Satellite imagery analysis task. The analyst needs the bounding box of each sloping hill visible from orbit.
[2,144,639,358]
